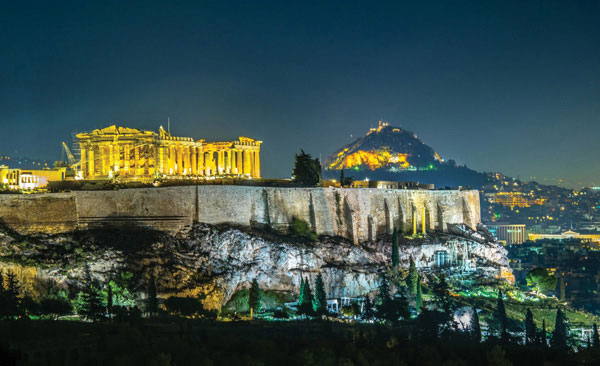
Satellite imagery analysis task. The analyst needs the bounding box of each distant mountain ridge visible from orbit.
[323,121,489,188]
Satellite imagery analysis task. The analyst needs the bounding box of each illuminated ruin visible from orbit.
[75,125,262,180]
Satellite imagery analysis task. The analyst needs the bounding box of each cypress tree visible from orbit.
[415,275,423,314]
[432,274,452,317]
[313,273,327,315]
[494,290,508,339]
[248,278,262,317]
[79,282,104,322]
[550,308,569,350]
[146,273,158,315]
[0,272,5,319]
[559,277,566,301]
[406,257,418,295]
[593,323,599,349]
[363,295,374,321]
[376,274,393,321]
[377,274,391,306]
[106,282,113,318]
[471,307,481,342]
[298,277,306,307]
[525,308,536,345]
[5,272,20,317]
[391,229,400,268]
[298,277,314,316]
[540,319,547,347]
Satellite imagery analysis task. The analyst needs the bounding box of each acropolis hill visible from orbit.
[0,185,480,244]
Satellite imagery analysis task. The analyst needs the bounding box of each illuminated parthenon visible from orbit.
[76,125,262,180]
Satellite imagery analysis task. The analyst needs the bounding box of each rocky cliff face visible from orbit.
[0,222,511,310]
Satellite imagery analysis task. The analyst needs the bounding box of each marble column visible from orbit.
[144,145,150,175]
[191,147,197,175]
[227,150,232,174]
[243,150,251,175]
[254,150,260,178]
[236,150,243,175]
[124,145,130,174]
[109,145,114,174]
[176,146,183,175]
[80,147,87,178]
[134,147,140,176]
[113,145,120,172]
[88,147,95,177]
[158,146,164,174]
[198,149,205,175]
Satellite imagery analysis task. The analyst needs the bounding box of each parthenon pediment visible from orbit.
[91,125,152,136]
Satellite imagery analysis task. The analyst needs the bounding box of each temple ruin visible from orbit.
[76,125,262,180]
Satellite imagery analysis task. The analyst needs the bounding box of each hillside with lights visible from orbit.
[324,122,489,188]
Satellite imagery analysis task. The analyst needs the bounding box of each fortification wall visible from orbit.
[0,186,480,243]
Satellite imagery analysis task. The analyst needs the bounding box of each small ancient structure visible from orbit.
[75,125,262,180]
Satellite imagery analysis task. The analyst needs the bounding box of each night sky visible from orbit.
[1,1,599,187]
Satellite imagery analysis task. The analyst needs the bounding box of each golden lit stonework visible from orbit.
[76,125,262,180]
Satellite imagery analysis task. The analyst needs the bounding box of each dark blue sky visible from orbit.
[1,1,599,186]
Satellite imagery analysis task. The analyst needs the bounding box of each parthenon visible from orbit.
[76,125,262,180]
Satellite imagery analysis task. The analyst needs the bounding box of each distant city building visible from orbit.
[0,165,66,190]
[485,192,546,208]
[75,125,262,180]
[322,179,434,190]
[528,230,600,244]
[487,224,527,245]
[578,222,600,232]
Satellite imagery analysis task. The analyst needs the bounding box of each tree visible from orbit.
[292,150,321,187]
[558,277,566,301]
[593,323,599,349]
[297,277,314,316]
[362,295,375,321]
[106,282,113,318]
[376,274,392,321]
[77,282,105,322]
[375,274,408,323]
[298,277,305,307]
[494,290,508,339]
[539,319,548,347]
[406,257,418,295]
[248,278,262,318]
[146,273,159,316]
[526,268,556,295]
[471,307,481,342]
[391,229,400,268]
[525,308,536,346]
[415,276,423,314]
[340,170,345,187]
[0,271,21,318]
[550,308,569,351]
[486,345,512,366]
[20,296,40,317]
[431,274,452,318]
[40,297,72,320]
[164,296,203,317]
[313,273,327,315]
[376,274,392,310]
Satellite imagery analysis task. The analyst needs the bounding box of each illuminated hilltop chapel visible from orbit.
[75,125,262,180]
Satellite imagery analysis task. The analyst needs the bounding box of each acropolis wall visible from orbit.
[0,186,480,243]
